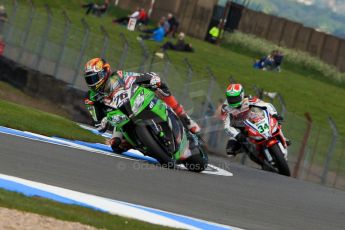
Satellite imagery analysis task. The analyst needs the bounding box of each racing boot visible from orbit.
[162,95,201,134]
[226,139,241,156]
[179,113,201,134]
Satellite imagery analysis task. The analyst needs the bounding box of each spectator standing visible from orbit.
[207,24,221,44]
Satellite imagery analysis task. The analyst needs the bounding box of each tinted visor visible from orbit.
[227,95,242,106]
[85,70,106,86]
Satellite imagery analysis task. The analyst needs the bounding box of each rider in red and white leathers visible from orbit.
[221,84,285,155]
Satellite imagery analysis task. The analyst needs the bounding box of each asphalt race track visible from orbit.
[0,133,344,230]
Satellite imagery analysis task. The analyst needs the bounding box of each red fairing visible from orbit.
[277,129,287,148]
[247,127,260,139]
[269,116,277,135]
[245,114,285,147]
[266,139,278,147]
[270,115,288,148]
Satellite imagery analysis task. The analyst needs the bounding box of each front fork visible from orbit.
[259,142,288,165]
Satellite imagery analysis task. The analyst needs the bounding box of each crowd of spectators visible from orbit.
[81,2,196,57]
[134,12,196,57]
[254,50,284,72]
[136,13,180,38]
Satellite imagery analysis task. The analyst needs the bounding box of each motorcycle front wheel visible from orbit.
[183,145,208,173]
[269,143,291,176]
[135,126,175,168]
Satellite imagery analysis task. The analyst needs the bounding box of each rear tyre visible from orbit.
[269,144,291,176]
[135,126,175,168]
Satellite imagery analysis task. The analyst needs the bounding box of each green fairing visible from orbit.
[105,85,187,161]
[106,110,130,128]
[88,90,97,101]
[151,98,167,122]
[129,87,167,121]
[130,88,148,112]
[122,132,136,146]
[173,132,188,160]
[130,88,153,114]
[106,110,135,146]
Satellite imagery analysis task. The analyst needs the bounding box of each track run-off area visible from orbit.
[0,126,344,230]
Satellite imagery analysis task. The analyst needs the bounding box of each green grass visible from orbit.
[223,32,345,87]
[0,188,174,230]
[3,0,345,135]
[0,100,104,143]
[164,37,345,133]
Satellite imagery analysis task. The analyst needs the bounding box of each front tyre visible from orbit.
[135,126,175,168]
[184,146,208,173]
[269,144,291,176]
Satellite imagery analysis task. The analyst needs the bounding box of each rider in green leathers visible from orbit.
[83,58,200,153]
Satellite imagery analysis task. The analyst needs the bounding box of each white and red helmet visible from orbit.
[226,83,244,108]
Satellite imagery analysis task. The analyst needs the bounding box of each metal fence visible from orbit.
[0,0,344,190]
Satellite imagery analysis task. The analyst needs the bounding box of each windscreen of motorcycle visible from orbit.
[246,107,271,138]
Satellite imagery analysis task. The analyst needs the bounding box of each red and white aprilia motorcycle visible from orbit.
[243,106,291,176]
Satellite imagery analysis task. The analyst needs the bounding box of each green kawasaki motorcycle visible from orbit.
[104,84,208,172]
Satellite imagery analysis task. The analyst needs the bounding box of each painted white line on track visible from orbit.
[0,173,243,230]
[0,127,136,161]
[78,125,234,177]
[0,126,234,176]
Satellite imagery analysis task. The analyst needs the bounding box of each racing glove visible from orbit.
[272,114,284,124]
[149,73,161,89]
[235,132,247,142]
